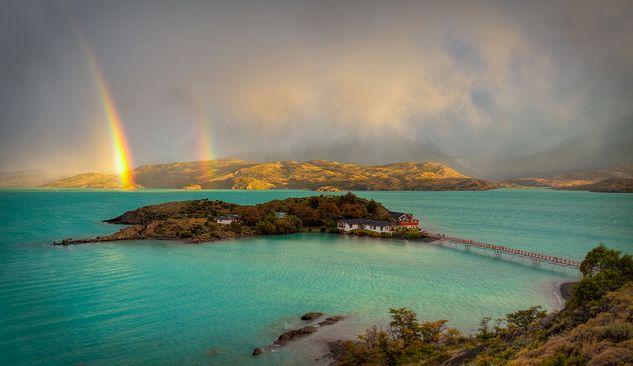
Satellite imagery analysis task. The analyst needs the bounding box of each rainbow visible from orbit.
[75,30,135,189]
[194,110,215,181]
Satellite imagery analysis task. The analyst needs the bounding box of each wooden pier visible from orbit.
[423,232,581,268]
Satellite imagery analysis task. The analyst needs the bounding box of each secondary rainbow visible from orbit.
[193,108,216,182]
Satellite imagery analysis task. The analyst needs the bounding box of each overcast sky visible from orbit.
[1,0,632,176]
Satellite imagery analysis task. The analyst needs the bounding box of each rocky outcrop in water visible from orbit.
[252,313,345,356]
[318,316,344,326]
[273,326,319,346]
[300,312,323,321]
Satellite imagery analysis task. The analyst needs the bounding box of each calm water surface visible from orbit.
[1,189,631,365]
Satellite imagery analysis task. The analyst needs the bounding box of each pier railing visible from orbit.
[423,232,581,268]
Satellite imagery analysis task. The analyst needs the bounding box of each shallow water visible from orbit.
[0,189,631,365]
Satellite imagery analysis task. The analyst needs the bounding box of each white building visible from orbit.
[337,219,395,233]
[216,214,240,225]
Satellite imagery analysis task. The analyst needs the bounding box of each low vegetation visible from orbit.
[330,245,633,365]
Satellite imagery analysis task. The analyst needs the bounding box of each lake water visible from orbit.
[1,189,631,365]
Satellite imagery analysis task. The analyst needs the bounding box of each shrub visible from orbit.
[335,307,463,365]
[255,220,276,235]
[505,306,546,328]
[599,323,633,342]
[178,230,193,238]
[570,245,633,308]
[391,228,422,240]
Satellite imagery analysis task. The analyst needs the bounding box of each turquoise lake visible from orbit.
[1,189,632,365]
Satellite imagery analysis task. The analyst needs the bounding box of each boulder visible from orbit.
[252,347,262,356]
[300,312,324,321]
[319,315,344,326]
[273,326,318,346]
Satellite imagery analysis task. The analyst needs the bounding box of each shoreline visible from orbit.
[559,281,578,301]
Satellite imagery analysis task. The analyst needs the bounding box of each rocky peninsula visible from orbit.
[53,193,417,245]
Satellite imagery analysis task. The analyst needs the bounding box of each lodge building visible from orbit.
[337,211,420,234]
[216,214,240,225]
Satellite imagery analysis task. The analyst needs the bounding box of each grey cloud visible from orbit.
[0,0,632,177]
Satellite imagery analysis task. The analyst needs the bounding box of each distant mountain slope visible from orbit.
[559,177,633,193]
[0,170,60,188]
[46,173,122,189]
[44,159,498,191]
[234,137,471,174]
[505,163,633,192]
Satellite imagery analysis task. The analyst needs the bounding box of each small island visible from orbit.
[53,193,423,245]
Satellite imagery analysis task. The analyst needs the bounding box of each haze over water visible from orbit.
[1,189,631,365]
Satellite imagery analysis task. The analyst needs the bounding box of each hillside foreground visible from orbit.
[329,245,633,365]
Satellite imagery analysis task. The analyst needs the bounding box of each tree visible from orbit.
[309,196,320,209]
[339,192,358,204]
[580,244,631,278]
[367,199,379,215]
[419,320,448,343]
[505,306,546,328]
[477,317,494,341]
[389,307,421,346]
[570,244,633,308]
[255,220,276,234]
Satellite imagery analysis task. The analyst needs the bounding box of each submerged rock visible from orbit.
[300,312,324,321]
[318,315,344,326]
[273,326,318,346]
[204,349,220,356]
[252,347,262,356]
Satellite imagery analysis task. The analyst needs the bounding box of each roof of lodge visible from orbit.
[216,214,240,220]
[389,211,411,219]
[338,219,394,227]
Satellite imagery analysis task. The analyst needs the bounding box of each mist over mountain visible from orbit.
[0,170,61,188]
[234,136,470,174]
[487,116,633,179]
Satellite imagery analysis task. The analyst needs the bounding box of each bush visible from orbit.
[570,245,633,308]
[334,307,462,365]
[178,230,193,238]
[598,323,633,342]
[391,228,422,240]
[255,220,276,235]
[505,306,546,328]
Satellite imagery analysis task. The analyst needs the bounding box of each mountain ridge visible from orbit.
[505,163,633,192]
[44,159,498,191]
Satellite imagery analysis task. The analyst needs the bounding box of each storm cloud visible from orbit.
[1,0,632,177]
